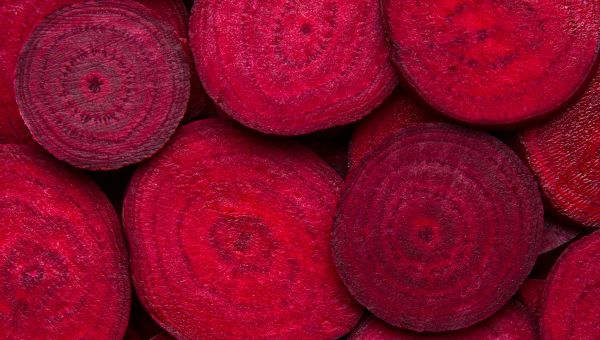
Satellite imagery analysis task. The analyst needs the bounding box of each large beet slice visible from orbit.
[123,119,362,339]
[0,144,130,338]
[333,123,543,332]
[541,230,600,339]
[381,0,599,125]
[189,0,397,135]
[14,1,190,170]
[519,65,600,227]
[348,301,537,339]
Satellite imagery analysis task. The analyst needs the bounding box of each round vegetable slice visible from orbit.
[333,123,543,332]
[14,0,190,170]
[124,119,362,339]
[540,218,580,254]
[0,144,130,338]
[189,0,397,135]
[517,279,546,317]
[381,0,599,125]
[542,230,600,339]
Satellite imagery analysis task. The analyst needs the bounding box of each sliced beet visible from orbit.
[517,279,546,317]
[540,218,581,254]
[541,231,600,339]
[348,301,537,339]
[14,1,190,170]
[333,123,543,332]
[519,65,600,228]
[123,119,362,338]
[0,144,130,338]
[350,89,440,169]
[189,0,397,135]
[381,1,599,125]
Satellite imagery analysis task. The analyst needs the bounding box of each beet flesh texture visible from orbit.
[540,218,580,254]
[0,144,130,338]
[381,0,599,125]
[520,64,600,228]
[348,301,537,339]
[333,123,544,332]
[14,1,190,170]
[189,0,397,135]
[123,119,362,339]
[517,279,546,317]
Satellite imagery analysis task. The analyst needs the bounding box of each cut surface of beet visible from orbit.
[517,279,546,317]
[14,1,190,170]
[348,301,537,339]
[0,144,130,338]
[541,231,600,339]
[333,123,543,332]
[381,0,599,125]
[189,0,397,135]
[540,218,581,254]
[520,65,600,228]
[124,119,362,339]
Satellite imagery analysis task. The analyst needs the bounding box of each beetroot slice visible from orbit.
[333,123,543,332]
[348,301,537,339]
[520,65,600,228]
[542,231,600,339]
[0,144,130,338]
[350,89,440,169]
[189,0,397,135]
[381,0,599,125]
[123,119,362,339]
[517,279,546,317]
[14,1,190,170]
[540,218,580,254]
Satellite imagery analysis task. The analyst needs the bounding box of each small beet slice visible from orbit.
[517,279,546,317]
[14,1,190,170]
[333,123,543,332]
[0,144,130,338]
[348,301,537,339]
[350,89,440,169]
[540,218,581,255]
[124,119,362,338]
[381,1,599,125]
[189,0,397,135]
[519,65,600,228]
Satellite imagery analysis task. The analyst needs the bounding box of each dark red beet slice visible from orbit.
[0,144,130,338]
[123,119,362,338]
[14,1,190,170]
[189,1,397,135]
[350,89,440,169]
[519,65,600,228]
[348,301,537,339]
[540,218,581,254]
[541,231,600,339]
[381,0,599,125]
[517,279,546,317]
[333,123,543,332]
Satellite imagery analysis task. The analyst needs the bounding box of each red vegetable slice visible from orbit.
[333,123,543,332]
[348,301,537,339]
[517,279,546,317]
[541,231,600,339]
[14,1,190,170]
[124,119,362,339]
[0,144,130,338]
[519,65,600,228]
[189,0,397,135]
[540,218,580,254]
[381,0,599,125]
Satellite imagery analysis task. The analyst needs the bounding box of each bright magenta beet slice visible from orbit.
[381,1,599,125]
[348,301,537,339]
[541,231,600,339]
[123,119,362,339]
[517,279,546,317]
[519,65,600,228]
[0,144,130,338]
[540,218,580,254]
[189,1,397,135]
[14,1,190,170]
[333,123,543,332]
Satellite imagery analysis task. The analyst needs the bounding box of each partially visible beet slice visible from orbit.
[124,119,362,339]
[189,0,397,135]
[541,231,600,339]
[519,65,600,228]
[301,133,351,179]
[517,279,546,317]
[381,0,599,125]
[540,218,581,254]
[14,1,190,170]
[0,144,130,338]
[349,89,440,169]
[348,301,537,339]
[333,123,543,332]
